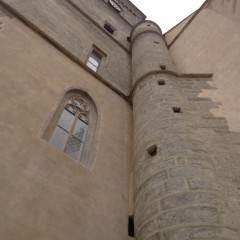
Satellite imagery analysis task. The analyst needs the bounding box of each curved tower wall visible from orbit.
[131,21,176,87]
[131,20,238,240]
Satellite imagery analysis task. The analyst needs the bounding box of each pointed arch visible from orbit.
[42,89,100,169]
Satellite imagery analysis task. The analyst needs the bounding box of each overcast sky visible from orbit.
[130,0,206,33]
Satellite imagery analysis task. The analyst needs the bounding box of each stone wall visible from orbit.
[208,0,240,23]
[0,0,134,95]
[165,8,240,132]
[132,20,240,240]
[131,21,176,88]
[132,73,240,240]
[0,10,132,240]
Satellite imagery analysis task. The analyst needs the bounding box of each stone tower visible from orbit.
[131,20,239,239]
[0,0,240,239]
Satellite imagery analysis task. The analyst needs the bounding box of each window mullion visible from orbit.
[46,94,93,167]
[63,113,79,152]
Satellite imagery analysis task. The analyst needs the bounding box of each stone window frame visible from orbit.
[42,89,100,170]
[85,46,106,73]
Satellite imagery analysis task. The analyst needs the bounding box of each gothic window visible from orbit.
[43,90,99,169]
[49,96,90,161]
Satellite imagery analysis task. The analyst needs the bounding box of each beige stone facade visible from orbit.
[0,0,240,239]
[0,2,135,239]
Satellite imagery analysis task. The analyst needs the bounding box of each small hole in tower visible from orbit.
[154,41,159,44]
[173,107,181,113]
[158,80,165,85]
[147,24,151,26]
[147,144,157,157]
[160,65,166,70]
[128,215,135,237]
[127,36,131,43]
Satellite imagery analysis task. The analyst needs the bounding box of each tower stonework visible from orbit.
[131,20,239,240]
[1,0,240,239]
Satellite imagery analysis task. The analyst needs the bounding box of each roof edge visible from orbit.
[165,0,210,48]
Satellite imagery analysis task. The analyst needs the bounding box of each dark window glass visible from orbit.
[104,23,115,34]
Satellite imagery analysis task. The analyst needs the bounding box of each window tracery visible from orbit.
[43,90,99,169]
[49,96,90,161]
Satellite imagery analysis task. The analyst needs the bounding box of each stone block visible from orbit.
[169,166,215,178]
[163,227,239,240]
[134,158,175,188]
[158,206,219,228]
[164,178,186,194]
[145,233,160,240]
[176,157,186,165]
[188,177,220,192]
[185,156,214,169]
[137,218,158,240]
[145,184,164,204]
[138,202,160,227]
[160,192,224,211]
[135,171,168,193]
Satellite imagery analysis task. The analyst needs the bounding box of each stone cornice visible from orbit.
[115,0,146,21]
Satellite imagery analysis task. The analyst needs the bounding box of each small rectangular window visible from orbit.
[104,23,115,34]
[86,50,102,72]
[173,107,181,113]
[147,144,157,157]
[158,80,165,85]
[160,65,166,70]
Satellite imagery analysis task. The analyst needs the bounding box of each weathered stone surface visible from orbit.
[0,14,133,240]
[164,178,186,194]
[145,184,164,204]
[137,202,160,228]
[187,177,220,192]
[163,227,239,240]
[132,43,240,238]
[145,233,161,240]
[160,192,224,211]
[134,158,175,188]
[135,171,168,194]
[169,166,215,178]
[0,0,134,95]
[1,1,240,239]
[137,219,158,240]
[158,206,219,228]
[0,2,13,18]
[131,17,240,239]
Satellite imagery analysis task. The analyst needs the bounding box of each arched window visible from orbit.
[43,90,99,169]
[49,95,89,161]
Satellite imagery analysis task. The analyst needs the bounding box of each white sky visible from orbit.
[130,0,206,33]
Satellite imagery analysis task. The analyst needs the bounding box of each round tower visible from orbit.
[131,20,176,89]
[131,20,238,240]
